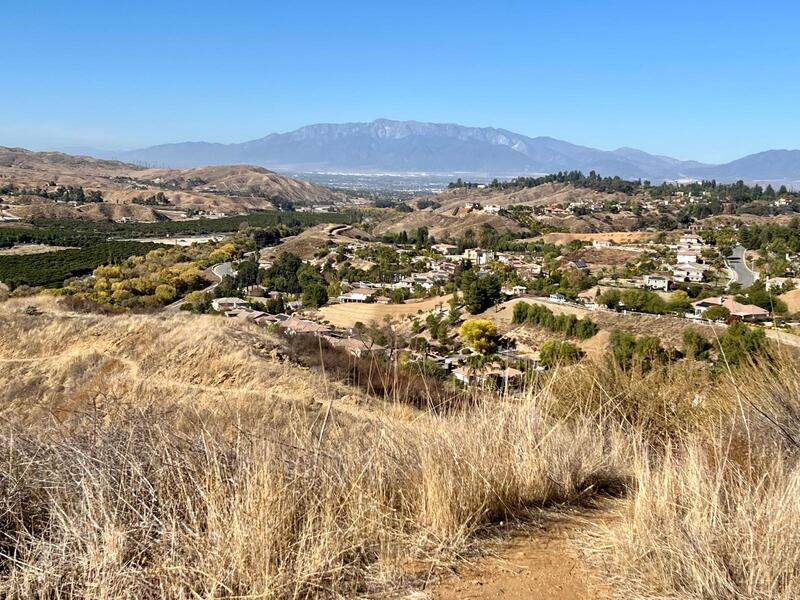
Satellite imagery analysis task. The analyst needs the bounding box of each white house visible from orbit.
[679,234,704,248]
[643,274,669,291]
[337,288,376,303]
[677,250,700,264]
[592,239,612,249]
[211,297,247,312]
[483,204,502,214]
[672,264,706,283]
[431,243,459,256]
[463,248,496,265]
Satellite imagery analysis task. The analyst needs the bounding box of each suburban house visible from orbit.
[691,296,770,321]
[679,234,705,248]
[672,263,707,283]
[568,258,589,270]
[549,292,567,303]
[677,250,700,264]
[577,286,600,308]
[431,243,459,256]
[463,248,496,265]
[211,297,248,312]
[337,287,376,303]
[281,316,333,336]
[592,239,612,249]
[453,365,524,387]
[501,284,529,296]
[643,274,669,291]
[765,277,800,291]
[322,335,385,358]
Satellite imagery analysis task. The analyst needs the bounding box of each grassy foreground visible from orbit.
[0,302,797,598]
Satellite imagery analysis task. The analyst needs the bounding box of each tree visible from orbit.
[447,293,462,325]
[598,288,622,310]
[301,283,328,308]
[717,320,768,366]
[236,258,259,288]
[703,305,731,321]
[539,339,584,367]
[154,284,177,304]
[666,290,693,314]
[459,319,498,355]
[682,329,711,360]
[464,275,501,314]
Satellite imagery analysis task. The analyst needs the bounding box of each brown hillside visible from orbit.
[0,147,347,221]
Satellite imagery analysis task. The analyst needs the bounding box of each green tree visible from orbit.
[703,305,731,321]
[301,283,328,308]
[717,320,768,366]
[235,257,259,288]
[539,339,584,367]
[682,329,711,360]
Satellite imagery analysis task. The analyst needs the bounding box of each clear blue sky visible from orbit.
[2,0,798,163]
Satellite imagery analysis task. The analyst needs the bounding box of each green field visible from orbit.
[0,211,358,248]
[0,241,163,289]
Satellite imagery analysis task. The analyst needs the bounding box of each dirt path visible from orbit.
[422,510,614,600]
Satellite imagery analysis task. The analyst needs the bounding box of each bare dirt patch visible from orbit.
[538,231,659,245]
[426,509,615,600]
[0,243,76,255]
[317,295,453,328]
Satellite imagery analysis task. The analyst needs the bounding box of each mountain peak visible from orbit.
[106,120,800,184]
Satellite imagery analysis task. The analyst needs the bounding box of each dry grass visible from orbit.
[0,305,631,598]
[580,361,800,600]
[2,301,800,599]
[317,294,453,328]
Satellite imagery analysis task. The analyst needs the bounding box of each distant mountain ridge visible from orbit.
[100,119,800,184]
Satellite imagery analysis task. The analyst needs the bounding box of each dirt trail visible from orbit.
[422,510,614,600]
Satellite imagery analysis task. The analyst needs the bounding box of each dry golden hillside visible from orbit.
[0,147,346,221]
[0,298,361,424]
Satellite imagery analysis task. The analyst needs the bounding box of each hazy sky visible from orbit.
[2,0,798,163]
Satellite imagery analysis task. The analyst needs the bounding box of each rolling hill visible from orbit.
[0,147,347,221]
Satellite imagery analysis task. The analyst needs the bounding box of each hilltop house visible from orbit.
[592,239,612,249]
[281,316,333,337]
[677,250,700,264]
[501,284,529,297]
[431,243,459,256]
[322,335,386,358]
[691,296,769,321]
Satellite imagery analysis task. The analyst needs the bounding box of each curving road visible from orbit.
[726,245,757,289]
[164,261,234,311]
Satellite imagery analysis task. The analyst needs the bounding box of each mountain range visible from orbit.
[96,119,800,185]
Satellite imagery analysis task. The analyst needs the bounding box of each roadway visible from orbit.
[165,261,234,311]
[726,244,757,289]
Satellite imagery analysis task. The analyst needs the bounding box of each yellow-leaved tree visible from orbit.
[459,319,498,355]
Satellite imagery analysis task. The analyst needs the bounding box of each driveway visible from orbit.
[726,244,757,289]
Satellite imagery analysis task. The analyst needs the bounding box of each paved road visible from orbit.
[165,261,234,311]
[726,244,757,288]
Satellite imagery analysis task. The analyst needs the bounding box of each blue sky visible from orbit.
[2,0,798,163]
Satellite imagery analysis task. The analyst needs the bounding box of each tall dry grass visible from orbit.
[0,390,630,598]
[582,360,800,600]
[2,306,800,598]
